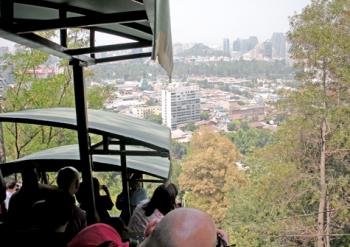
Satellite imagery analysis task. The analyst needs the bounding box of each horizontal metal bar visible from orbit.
[92,149,169,157]
[0,30,74,60]
[137,179,165,184]
[13,11,148,33]
[64,41,152,56]
[91,141,104,150]
[18,33,95,65]
[121,23,152,35]
[13,0,101,17]
[95,52,152,64]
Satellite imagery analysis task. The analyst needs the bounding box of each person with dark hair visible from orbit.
[128,182,178,234]
[30,189,74,233]
[0,170,6,205]
[77,177,113,222]
[0,170,6,220]
[7,166,56,230]
[4,180,17,210]
[116,172,148,225]
[56,166,87,240]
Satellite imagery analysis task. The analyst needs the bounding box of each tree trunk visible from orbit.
[317,119,327,247]
[325,195,330,247]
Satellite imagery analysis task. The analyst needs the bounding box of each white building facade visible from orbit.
[162,84,200,129]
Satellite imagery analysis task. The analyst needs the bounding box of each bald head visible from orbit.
[140,208,217,247]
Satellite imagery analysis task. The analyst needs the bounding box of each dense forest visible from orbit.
[90,59,295,82]
[0,0,349,246]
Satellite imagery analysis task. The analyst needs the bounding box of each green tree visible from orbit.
[226,128,272,155]
[226,145,317,247]
[183,122,197,132]
[288,0,350,245]
[227,120,240,131]
[200,111,209,120]
[2,31,111,160]
[179,126,244,224]
[144,113,162,124]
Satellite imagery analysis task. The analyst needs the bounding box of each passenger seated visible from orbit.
[77,177,113,222]
[0,170,6,221]
[139,208,230,247]
[7,166,56,230]
[68,208,230,247]
[56,166,87,240]
[128,182,177,235]
[116,172,148,225]
[30,189,74,233]
[9,190,75,247]
[4,179,18,210]
[67,223,129,247]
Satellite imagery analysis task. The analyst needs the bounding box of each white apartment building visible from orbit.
[131,106,161,119]
[162,83,200,129]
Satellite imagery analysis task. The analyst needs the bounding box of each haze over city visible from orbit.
[0,0,311,47]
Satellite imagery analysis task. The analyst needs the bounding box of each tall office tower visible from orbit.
[161,84,200,129]
[232,38,241,52]
[263,41,273,59]
[232,36,258,53]
[271,32,286,59]
[223,38,231,57]
[247,36,258,51]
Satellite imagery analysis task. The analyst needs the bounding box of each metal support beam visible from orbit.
[95,52,152,64]
[13,11,148,33]
[72,59,98,224]
[92,149,169,157]
[121,23,152,35]
[120,143,131,222]
[64,41,152,56]
[103,136,109,152]
[59,8,67,47]
[90,28,95,59]
[0,0,14,25]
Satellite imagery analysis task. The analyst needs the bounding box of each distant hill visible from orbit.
[180,43,224,57]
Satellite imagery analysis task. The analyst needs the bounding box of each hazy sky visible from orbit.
[170,0,310,44]
[0,0,310,47]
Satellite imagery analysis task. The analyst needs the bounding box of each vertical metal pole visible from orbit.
[1,0,14,26]
[0,98,6,164]
[120,142,131,221]
[90,28,95,59]
[72,59,97,224]
[59,9,67,47]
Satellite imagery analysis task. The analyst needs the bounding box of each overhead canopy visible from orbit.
[0,0,173,76]
[0,108,171,154]
[0,144,170,179]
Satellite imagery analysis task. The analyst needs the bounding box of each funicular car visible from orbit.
[0,0,173,245]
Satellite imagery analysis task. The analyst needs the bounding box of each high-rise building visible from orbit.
[223,38,230,57]
[263,41,272,59]
[233,39,241,52]
[232,36,258,54]
[162,84,200,129]
[271,32,286,59]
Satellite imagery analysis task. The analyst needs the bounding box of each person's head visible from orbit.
[67,223,129,247]
[129,173,142,191]
[57,166,80,196]
[144,182,178,216]
[32,190,74,232]
[6,180,17,191]
[140,208,217,247]
[21,166,39,188]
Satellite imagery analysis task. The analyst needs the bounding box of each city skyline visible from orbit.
[170,0,310,44]
[0,0,311,47]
